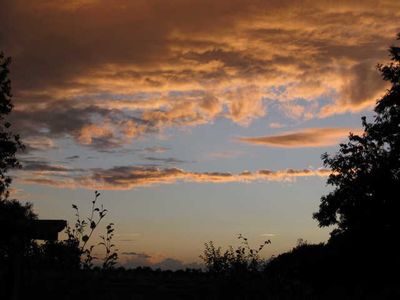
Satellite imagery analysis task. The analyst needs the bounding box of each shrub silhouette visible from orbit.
[200,234,270,276]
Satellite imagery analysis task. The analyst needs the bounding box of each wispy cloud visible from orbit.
[260,233,278,237]
[208,151,243,159]
[144,146,170,153]
[269,122,285,129]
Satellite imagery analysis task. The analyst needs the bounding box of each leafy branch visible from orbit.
[64,191,116,269]
[99,223,118,270]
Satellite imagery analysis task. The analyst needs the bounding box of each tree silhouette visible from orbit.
[313,34,400,241]
[0,52,35,268]
[0,52,23,200]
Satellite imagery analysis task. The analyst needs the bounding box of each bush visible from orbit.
[200,234,270,276]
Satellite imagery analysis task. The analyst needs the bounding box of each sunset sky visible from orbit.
[1,0,399,269]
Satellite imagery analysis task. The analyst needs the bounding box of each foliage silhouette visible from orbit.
[0,52,23,200]
[313,34,400,243]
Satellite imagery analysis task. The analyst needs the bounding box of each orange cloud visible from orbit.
[78,124,114,145]
[237,127,362,148]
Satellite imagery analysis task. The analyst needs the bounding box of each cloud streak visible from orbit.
[237,127,361,148]
[20,159,83,173]
[17,165,330,190]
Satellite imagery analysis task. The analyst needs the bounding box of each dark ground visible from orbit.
[2,241,400,300]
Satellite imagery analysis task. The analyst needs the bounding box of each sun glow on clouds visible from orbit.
[3,0,398,148]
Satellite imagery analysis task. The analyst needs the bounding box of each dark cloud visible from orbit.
[11,102,153,149]
[183,48,271,77]
[20,160,71,173]
[320,61,390,116]
[66,155,80,160]
[143,157,190,164]
[11,103,112,138]
[120,251,203,270]
[97,148,139,154]
[1,0,258,94]
[121,252,151,259]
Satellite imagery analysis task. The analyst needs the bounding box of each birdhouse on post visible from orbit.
[30,219,67,241]
[0,219,67,300]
